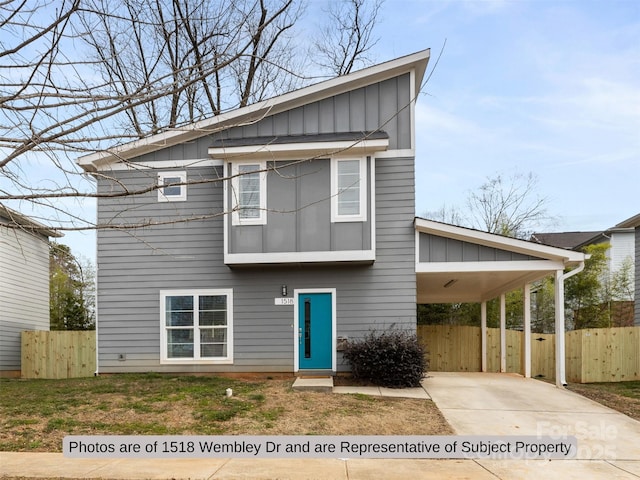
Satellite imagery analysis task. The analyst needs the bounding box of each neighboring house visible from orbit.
[530,232,601,250]
[616,213,640,326]
[532,224,636,326]
[532,227,635,292]
[78,49,586,382]
[0,206,61,377]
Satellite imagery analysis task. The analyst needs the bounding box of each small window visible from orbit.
[331,157,367,222]
[158,171,187,202]
[160,289,233,364]
[231,161,266,225]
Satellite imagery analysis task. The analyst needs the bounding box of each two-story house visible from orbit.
[78,49,587,384]
[614,213,640,326]
[0,206,61,377]
[78,50,430,374]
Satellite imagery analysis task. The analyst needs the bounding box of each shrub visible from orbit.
[342,330,427,388]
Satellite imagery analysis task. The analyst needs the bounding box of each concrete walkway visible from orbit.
[2,373,640,479]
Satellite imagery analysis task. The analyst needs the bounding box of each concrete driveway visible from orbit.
[423,372,640,478]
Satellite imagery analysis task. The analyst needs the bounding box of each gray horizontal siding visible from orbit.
[418,232,542,263]
[96,156,415,373]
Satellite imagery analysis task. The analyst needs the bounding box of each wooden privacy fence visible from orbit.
[418,325,639,383]
[21,330,96,379]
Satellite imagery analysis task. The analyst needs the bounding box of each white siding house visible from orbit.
[0,206,60,377]
[616,213,640,326]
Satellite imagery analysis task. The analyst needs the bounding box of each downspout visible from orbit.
[94,244,99,377]
[556,260,586,386]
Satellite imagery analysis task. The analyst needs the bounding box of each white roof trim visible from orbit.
[415,217,586,264]
[98,159,223,172]
[208,138,389,161]
[225,249,375,265]
[416,260,565,274]
[78,49,430,172]
[0,205,62,238]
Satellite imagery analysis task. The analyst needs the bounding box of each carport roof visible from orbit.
[415,218,586,304]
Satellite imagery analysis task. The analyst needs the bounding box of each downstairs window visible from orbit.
[160,289,233,364]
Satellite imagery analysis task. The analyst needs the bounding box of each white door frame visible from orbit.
[293,288,337,373]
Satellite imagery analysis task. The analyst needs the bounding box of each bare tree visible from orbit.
[424,171,552,239]
[313,0,383,76]
[0,0,385,235]
[467,171,550,238]
[423,204,465,226]
[77,0,303,135]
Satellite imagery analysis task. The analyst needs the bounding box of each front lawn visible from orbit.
[0,373,452,452]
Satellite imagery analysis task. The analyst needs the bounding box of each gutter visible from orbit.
[563,259,586,282]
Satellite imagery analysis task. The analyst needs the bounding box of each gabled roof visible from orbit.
[415,218,587,303]
[418,218,586,264]
[532,222,636,251]
[530,231,601,250]
[616,212,640,228]
[0,205,62,238]
[77,49,430,172]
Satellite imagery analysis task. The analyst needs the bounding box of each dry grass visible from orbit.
[566,381,640,421]
[0,374,452,452]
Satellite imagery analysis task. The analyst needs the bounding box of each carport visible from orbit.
[415,218,587,387]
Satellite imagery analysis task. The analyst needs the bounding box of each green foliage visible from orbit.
[610,256,634,302]
[566,243,610,329]
[418,291,523,330]
[342,330,427,388]
[531,277,556,333]
[50,242,95,330]
[418,303,480,326]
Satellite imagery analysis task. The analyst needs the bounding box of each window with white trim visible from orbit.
[331,157,367,222]
[160,289,233,364]
[231,161,267,225]
[158,171,187,202]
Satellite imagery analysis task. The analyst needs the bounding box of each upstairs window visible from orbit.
[331,157,367,222]
[158,171,187,202]
[231,161,266,225]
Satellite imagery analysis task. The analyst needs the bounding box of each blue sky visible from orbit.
[376,0,639,233]
[27,0,640,260]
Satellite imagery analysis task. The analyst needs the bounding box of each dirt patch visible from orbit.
[566,382,640,421]
[228,380,450,436]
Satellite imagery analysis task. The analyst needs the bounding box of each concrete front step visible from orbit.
[292,376,334,393]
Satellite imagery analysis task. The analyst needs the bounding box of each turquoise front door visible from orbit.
[297,292,333,370]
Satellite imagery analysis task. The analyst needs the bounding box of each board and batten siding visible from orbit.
[0,223,51,374]
[131,74,413,165]
[96,157,415,373]
[418,232,543,263]
[229,158,372,254]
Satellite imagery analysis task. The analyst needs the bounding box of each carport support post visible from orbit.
[481,301,487,372]
[523,283,531,378]
[554,269,567,387]
[500,293,506,372]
